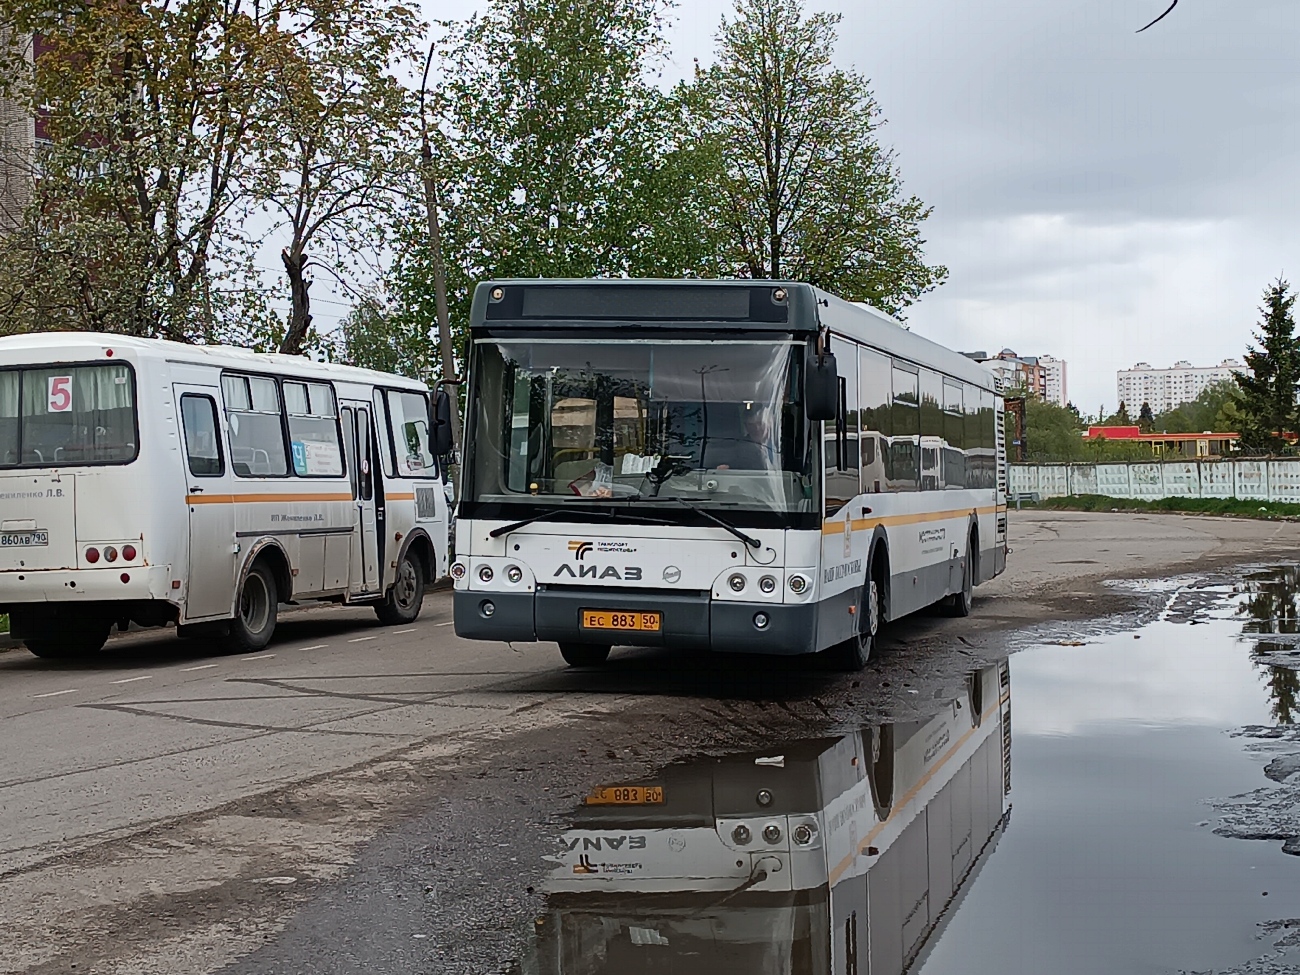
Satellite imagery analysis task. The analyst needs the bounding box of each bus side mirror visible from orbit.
[806,352,838,422]
[431,388,454,456]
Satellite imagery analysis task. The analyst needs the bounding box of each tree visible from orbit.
[1151,380,1241,434]
[1235,278,1300,453]
[1024,397,1085,462]
[0,0,284,341]
[334,290,432,378]
[685,0,946,315]
[1138,400,1155,433]
[244,0,420,357]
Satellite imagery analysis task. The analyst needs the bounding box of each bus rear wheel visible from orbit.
[24,619,111,660]
[558,643,611,667]
[945,535,975,618]
[221,562,278,654]
[375,552,424,625]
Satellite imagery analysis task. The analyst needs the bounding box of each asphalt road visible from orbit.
[2,510,1298,974]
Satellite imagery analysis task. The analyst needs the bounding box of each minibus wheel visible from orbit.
[24,619,111,660]
[375,552,424,625]
[222,562,278,653]
[558,643,610,667]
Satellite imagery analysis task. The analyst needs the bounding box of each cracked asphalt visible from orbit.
[3,510,1300,974]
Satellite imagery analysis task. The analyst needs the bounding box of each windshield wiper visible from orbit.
[488,502,673,538]
[642,496,762,550]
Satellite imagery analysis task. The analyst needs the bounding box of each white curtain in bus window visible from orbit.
[0,371,17,466]
[14,364,135,466]
[387,391,435,476]
[221,375,288,477]
[284,381,343,477]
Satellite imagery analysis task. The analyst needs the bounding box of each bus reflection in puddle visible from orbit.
[518,663,1012,975]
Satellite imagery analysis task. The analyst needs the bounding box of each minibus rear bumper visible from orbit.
[454,588,819,655]
[0,564,176,606]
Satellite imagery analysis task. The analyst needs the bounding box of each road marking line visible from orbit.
[242,653,276,660]
[435,621,454,627]
[347,636,377,643]
[299,644,328,651]
[110,675,152,685]
[181,664,219,672]
[393,628,417,634]
[33,688,78,699]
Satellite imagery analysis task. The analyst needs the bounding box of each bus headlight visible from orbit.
[758,575,776,594]
[763,824,782,844]
[478,565,494,583]
[788,574,809,594]
[450,562,467,580]
[793,824,815,845]
[506,565,523,584]
[731,824,752,845]
[728,573,746,593]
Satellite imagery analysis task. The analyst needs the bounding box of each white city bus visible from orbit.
[524,664,1012,974]
[0,333,451,658]
[452,280,1007,670]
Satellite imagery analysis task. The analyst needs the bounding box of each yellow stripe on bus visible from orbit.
[185,493,354,505]
[387,493,416,501]
[821,504,1002,535]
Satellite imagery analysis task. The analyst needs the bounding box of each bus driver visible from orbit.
[707,403,777,471]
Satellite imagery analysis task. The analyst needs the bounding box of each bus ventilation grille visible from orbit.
[415,487,440,521]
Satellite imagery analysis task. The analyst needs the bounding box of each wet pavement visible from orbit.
[506,567,1300,975]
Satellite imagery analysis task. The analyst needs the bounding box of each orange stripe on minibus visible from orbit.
[185,493,353,505]
[820,504,1000,535]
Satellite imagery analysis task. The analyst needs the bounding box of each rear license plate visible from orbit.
[585,785,665,806]
[0,531,48,547]
[581,610,662,632]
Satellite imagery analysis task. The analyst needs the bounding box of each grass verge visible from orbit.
[1022,494,1300,520]
[0,614,8,634]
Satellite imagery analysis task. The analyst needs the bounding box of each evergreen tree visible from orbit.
[1235,278,1300,453]
[1138,401,1155,432]
[1114,401,1131,425]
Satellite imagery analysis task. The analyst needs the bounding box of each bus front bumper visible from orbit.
[453,589,819,655]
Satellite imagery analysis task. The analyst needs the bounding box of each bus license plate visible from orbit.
[0,530,48,547]
[585,785,665,806]
[581,610,661,632]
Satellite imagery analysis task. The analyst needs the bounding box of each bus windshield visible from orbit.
[466,338,817,515]
[0,363,137,468]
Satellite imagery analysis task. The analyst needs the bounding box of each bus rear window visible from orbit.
[0,364,137,468]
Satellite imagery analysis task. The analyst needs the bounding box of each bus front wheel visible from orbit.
[558,643,611,667]
[826,577,879,672]
[375,552,424,625]
[24,619,111,660]
[222,562,278,654]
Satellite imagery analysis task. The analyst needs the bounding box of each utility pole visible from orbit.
[418,42,462,463]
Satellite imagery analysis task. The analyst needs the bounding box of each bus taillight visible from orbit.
[84,547,100,564]
[122,545,137,562]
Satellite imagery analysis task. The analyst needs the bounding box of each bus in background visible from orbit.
[523,663,1012,974]
[452,279,1007,670]
[0,333,452,659]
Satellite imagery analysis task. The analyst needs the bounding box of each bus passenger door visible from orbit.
[341,404,381,595]
[174,384,236,620]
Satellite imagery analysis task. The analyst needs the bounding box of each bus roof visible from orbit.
[0,332,429,390]
[470,279,996,393]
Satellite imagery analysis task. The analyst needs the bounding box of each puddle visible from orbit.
[512,568,1300,975]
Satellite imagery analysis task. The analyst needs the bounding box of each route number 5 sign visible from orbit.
[48,375,73,413]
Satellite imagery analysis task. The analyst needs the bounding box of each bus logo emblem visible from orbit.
[568,540,594,561]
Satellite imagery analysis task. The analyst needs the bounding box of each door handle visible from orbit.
[190,486,204,493]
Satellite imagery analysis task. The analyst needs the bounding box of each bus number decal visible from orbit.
[47,376,72,413]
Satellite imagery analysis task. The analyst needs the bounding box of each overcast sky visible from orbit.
[428,0,1300,414]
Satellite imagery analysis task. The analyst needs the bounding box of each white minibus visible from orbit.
[0,333,451,658]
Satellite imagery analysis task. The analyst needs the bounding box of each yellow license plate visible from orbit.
[581,610,662,632]
[585,785,665,806]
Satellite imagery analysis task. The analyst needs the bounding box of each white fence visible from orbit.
[1009,459,1300,503]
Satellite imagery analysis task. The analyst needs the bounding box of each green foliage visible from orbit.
[1024,494,1300,520]
[0,613,7,634]
[1235,278,1300,453]
[683,0,945,316]
[1024,397,1085,462]
[1138,401,1154,433]
[333,291,432,380]
[1150,380,1242,434]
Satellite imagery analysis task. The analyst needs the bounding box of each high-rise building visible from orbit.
[0,30,34,232]
[1038,355,1068,407]
[1116,359,1246,415]
[969,350,1066,404]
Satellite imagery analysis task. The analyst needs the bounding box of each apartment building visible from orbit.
[966,349,1068,405]
[0,30,33,231]
[1116,359,1246,415]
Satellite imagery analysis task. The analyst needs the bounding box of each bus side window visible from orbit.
[341,407,359,500]
[358,408,374,500]
[890,364,919,491]
[823,337,859,517]
[180,394,224,478]
[858,347,890,494]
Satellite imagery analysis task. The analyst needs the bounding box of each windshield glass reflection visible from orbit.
[516,664,1011,975]
[466,338,817,515]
